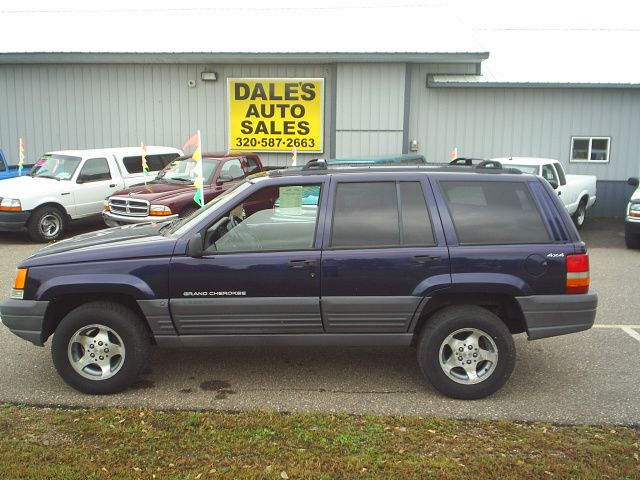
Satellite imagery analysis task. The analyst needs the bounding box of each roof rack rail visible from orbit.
[302,159,327,171]
[475,160,503,169]
[449,157,483,166]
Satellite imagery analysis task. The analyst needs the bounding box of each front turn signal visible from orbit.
[11,268,28,299]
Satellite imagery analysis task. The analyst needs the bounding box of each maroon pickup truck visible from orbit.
[102,152,264,226]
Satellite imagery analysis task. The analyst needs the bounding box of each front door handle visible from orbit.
[288,259,316,268]
[412,255,441,264]
[109,183,117,188]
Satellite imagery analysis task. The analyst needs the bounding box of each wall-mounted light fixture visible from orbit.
[201,71,218,82]
[409,139,419,152]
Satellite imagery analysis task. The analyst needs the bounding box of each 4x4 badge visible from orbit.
[546,253,565,258]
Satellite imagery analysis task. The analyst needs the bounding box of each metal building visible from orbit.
[0,5,638,216]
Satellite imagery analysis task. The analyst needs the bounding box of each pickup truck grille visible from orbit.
[108,197,150,217]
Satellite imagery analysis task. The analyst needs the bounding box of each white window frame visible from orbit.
[570,136,611,164]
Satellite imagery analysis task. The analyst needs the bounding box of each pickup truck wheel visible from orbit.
[27,205,67,242]
[51,301,151,394]
[417,305,515,400]
[572,200,587,230]
[625,226,640,249]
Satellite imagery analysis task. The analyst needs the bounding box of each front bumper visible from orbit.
[517,293,598,340]
[0,210,31,232]
[0,299,49,346]
[102,210,178,227]
[625,218,640,235]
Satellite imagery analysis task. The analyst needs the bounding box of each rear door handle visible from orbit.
[288,259,316,268]
[412,255,442,264]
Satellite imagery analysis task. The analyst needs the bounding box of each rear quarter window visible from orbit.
[441,180,551,245]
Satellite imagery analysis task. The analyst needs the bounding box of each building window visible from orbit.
[570,137,610,163]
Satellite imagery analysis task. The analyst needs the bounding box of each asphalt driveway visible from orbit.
[0,217,638,425]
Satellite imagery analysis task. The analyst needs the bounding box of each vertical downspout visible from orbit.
[329,63,338,159]
[402,63,413,154]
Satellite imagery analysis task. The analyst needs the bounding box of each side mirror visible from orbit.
[76,175,87,184]
[628,177,639,187]
[186,232,204,258]
[548,180,558,190]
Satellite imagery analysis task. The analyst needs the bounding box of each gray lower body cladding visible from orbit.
[516,293,598,340]
[0,299,49,346]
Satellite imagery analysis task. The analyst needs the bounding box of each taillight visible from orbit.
[566,254,590,294]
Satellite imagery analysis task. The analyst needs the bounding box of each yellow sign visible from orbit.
[228,78,324,153]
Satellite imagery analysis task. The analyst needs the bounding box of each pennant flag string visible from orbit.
[183,130,204,208]
[18,138,25,176]
[291,146,297,166]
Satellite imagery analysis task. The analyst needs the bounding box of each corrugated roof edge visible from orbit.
[427,74,640,89]
[0,52,490,65]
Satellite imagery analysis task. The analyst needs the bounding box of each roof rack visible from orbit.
[268,157,523,177]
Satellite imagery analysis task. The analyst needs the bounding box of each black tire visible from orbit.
[625,225,640,249]
[572,199,587,230]
[416,305,515,400]
[27,205,67,242]
[51,301,151,394]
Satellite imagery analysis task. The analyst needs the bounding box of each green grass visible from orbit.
[0,404,638,479]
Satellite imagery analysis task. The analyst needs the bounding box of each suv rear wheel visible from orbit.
[51,301,150,394]
[417,305,515,400]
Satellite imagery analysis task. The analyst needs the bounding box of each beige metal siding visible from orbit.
[335,64,406,157]
[409,65,640,180]
[0,63,332,167]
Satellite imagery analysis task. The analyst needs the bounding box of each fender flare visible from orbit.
[36,274,155,301]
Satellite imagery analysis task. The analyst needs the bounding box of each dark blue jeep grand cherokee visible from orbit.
[0,162,597,399]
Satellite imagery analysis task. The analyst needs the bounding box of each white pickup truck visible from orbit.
[0,146,182,242]
[492,157,597,229]
[625,177,640,249]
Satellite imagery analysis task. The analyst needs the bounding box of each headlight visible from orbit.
[11,268,28,300]
[149,205,173,216]
[629,202,640,218]
[0,198,22,212]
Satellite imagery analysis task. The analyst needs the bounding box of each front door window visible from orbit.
[204,183,322,253]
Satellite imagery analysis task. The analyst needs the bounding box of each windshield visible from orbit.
[30,154,82,180]
[156,158,219,184]
[507,164,539,175]
[168,180,254,236]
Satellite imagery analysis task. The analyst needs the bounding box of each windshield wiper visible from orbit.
[159,217,183,235]
[167,177,194,183]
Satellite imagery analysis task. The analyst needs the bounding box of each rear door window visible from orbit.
[441,180,551,245]
[331,181,434,248]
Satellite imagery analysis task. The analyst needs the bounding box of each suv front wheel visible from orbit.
[51,301,151,394]
[417,305,516,400]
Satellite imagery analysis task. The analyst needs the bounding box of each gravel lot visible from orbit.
[0,217,638,425]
